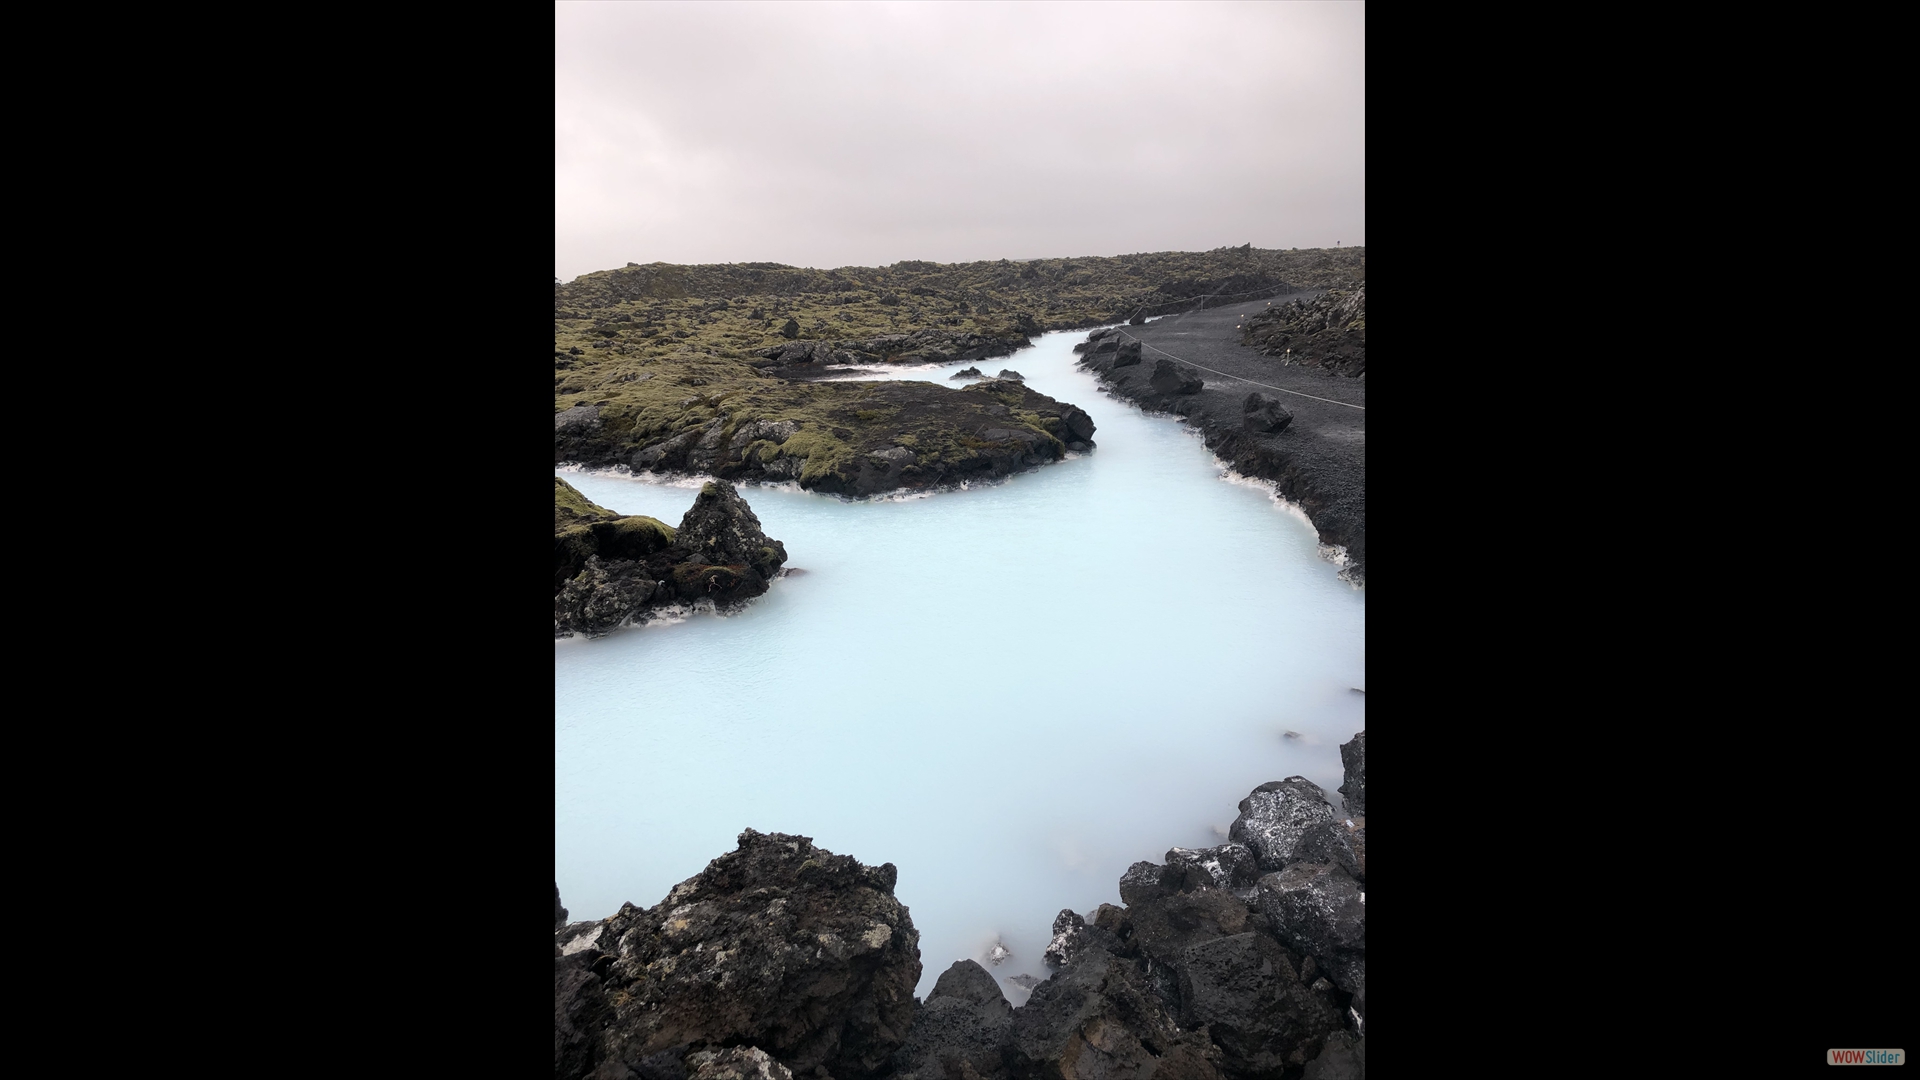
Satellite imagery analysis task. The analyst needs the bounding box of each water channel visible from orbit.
[555,327,1365,1000]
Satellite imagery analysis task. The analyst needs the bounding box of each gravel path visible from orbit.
[1082,292,1366,584]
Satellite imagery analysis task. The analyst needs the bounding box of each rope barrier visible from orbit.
[1125,282,1319,323]
[1107,330,1366,411]
[1121,276,1320,319]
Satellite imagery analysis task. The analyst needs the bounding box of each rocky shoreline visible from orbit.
[556,731,1367,1080]
[1072,298,1364,586]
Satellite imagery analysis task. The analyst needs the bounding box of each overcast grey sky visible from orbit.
[555,1,1364,281]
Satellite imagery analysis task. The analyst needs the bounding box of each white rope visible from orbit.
[1126,282,1313,323]
[1110,331,1366,411]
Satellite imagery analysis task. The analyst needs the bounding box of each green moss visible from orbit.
[555,477,622,529]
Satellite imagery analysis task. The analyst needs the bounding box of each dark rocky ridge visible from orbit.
[555,477,789,638]
[1073,297,1364,586]
[557,731,1367,1080]
[558,379,1095,499]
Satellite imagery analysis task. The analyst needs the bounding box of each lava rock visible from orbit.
[1229,778,1337,873]
[1061,406,1096,442]
[1005,949,1222,1080]
[889,960,1012,1080]
[1178,932,1343,1079]
[949,366,984,380]
[685,1047,793,1080]
[1041,909,1127,971]
[1300,1032,1365,1080]
[1164,843,1262,892]
[557,404,604,431]
[664,480,789,602]
[1255,862,1365,1018]
[1287,820,1363,884]
[1338,732,1365,817]
[558,882,570,931]
[1149,358,1204,396]
[1113,340,1143,367]
[996,369,1024,380]
[1126,887,1256,974]
[554,555,659,638]
[1118,861,1175,907]
[1241,393,1292,434]
[557,950,613,1079]
[587,829,920,1080]
[781,317,801,339]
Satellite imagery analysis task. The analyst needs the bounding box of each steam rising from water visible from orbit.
[556,330,1363,999]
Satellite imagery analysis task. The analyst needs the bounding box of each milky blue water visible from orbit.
[555,328,1364,1002]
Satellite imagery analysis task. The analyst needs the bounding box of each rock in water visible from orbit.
[574,829,920,1080]
[665,480,789,605]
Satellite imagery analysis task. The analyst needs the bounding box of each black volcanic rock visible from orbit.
[1178,932,1343,1079]
[1229,778,1337,874]
[1164,843,1262,892]
[889,960,1012,1080]
[1255,861,1365,1027]
[685,1047,794,1080]
[1040,908,1126,972]
[1338,732,1366,817]
[1149,358,1204,396]
[1287,820,1363,884]
[1242,393,1292,434]
[573,829,920,1080]
[1005,949,1222,1080]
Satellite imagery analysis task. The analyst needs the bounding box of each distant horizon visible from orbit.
[556,242,1364,285]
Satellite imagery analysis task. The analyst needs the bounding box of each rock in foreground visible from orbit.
[556,830,921,1080]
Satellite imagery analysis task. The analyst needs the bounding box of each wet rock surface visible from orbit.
[557,734,1367,1080]
[1073,296,1363,585]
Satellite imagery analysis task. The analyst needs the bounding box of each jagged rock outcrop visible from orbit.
[1239,288,1365,377]
[557,739,1369,1080]
[554,478,788,638]
[557,830,921,1080]
[890,961,1012,1080]
[1005,948,1223,1080]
